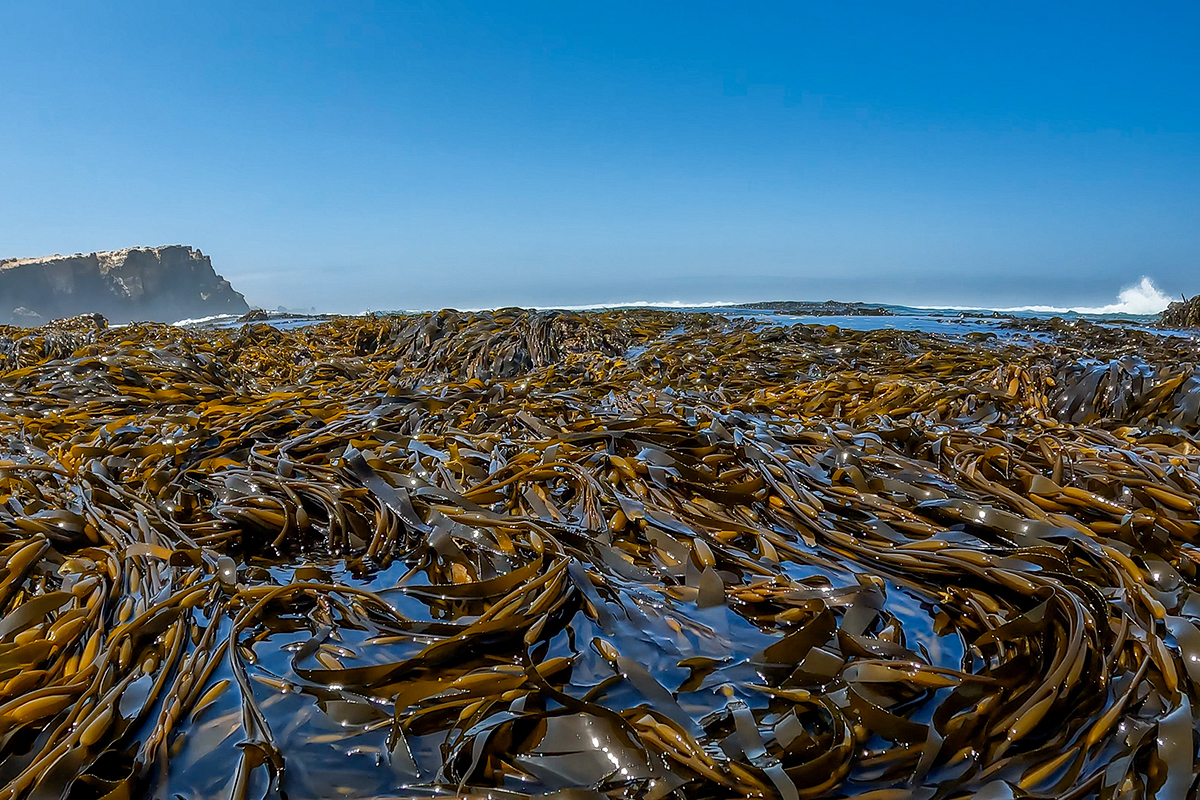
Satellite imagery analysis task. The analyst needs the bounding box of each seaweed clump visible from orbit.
[0,309,1198,799]
[1160,294,1200,329]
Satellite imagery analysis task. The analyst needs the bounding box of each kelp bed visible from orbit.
[1,310,1200,800]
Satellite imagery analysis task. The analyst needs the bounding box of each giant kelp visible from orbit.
[0,310,1199,799]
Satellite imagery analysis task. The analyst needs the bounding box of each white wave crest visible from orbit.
[920,277,1173,316]
[1003,277,1171,315]
[532,299,740,311]
[172,313,241,326]
[388,299,741,314]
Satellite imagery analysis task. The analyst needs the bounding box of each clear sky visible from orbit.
[2,1,1197,312]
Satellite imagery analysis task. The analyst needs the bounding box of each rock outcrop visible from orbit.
[0,246,249,325]
[1159,295,1200,329]
[733,300,894,316]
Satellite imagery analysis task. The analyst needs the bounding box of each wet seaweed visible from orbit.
[0,309,1198,799]
[1160,295,1200,330]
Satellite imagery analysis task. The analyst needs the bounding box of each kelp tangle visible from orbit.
[1,309,1200,800]
[1160,296,1200,330]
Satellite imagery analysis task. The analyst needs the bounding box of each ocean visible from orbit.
[173,274,1195,339]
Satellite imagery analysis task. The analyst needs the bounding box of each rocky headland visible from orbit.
[0,245,249,325]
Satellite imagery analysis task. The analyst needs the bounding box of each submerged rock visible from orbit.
[1160,294,1200,328]
[0,245,249,326]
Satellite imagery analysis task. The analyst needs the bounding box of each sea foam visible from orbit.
[922,277,1173,317]
[999,277,1172,316]
[172,313,242,327]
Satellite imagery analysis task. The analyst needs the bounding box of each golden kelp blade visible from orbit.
[0,309,1196,799]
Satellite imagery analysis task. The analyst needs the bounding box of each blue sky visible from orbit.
[2,1,1197,312]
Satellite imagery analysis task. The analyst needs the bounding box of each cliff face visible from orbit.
[0,246,250,325]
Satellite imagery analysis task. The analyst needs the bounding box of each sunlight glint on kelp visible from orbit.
[0,309,1198,799]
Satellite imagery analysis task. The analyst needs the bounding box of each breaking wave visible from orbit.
[172,313,241,327]
[924,277,1172,317]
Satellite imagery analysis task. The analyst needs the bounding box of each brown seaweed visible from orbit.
[1160,295,1200,330]
[0,309,1197,799]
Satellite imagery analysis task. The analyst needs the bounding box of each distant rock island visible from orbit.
[0,245,249,326]
[733,300,894,316]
